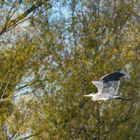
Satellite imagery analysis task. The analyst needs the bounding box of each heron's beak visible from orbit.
[83,94,93,97]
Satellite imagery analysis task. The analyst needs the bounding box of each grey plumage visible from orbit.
[83,72,131,101]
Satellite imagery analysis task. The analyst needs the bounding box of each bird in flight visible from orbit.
[83,71,131,101]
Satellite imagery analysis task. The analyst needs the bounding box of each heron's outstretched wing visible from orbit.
[99,72,125,95]
[101,81,120,95]
[92,81,103,93]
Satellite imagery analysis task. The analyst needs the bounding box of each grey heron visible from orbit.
[83,71,131,101]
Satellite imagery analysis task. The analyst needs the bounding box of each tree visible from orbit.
[28,0,140,139]
[0,0,140,139]
[0,0,50,139]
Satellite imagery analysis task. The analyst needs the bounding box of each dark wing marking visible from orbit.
[100,71,125,82]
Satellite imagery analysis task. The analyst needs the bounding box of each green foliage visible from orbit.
[0,0,140,139]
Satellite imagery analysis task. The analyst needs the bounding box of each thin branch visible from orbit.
[10,101,35,140]
[0,0,18,35]
[95,102,101,140]
[1,73,12,99]
[0,54,16,99]
[19,132,42,140]
[14,79,46,93]
[0,1,44,36]
[19,129,47,140]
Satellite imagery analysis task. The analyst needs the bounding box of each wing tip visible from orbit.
[116,71,125,76]
[101,71,125,82]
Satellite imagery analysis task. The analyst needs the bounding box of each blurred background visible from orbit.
[0,0,139,139]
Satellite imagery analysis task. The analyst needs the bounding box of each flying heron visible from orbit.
[83,71,131,101]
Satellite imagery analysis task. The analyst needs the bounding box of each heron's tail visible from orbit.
[123,98,132,100]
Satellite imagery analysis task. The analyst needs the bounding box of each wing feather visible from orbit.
[101,81,120,95]
[92,81,103,93]
[100,72,124,95]
[92,72,124,95]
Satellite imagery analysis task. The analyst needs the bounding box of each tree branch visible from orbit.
[0,1,44,36]
[18,129,47,140]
